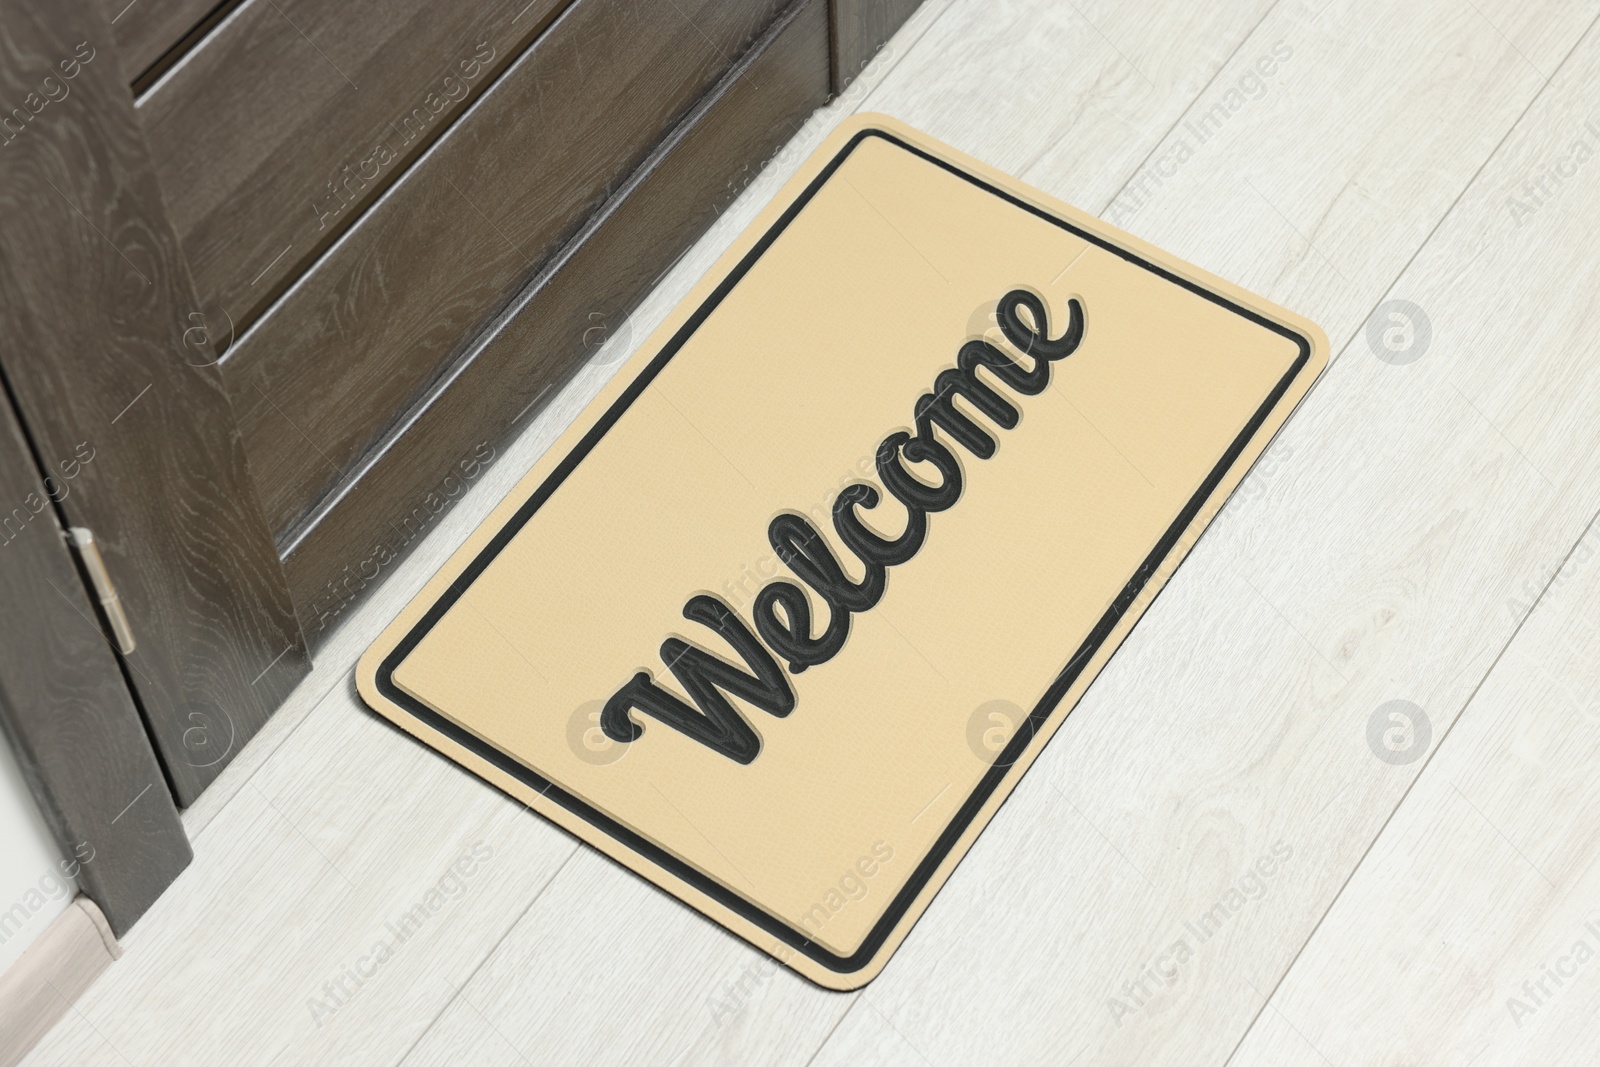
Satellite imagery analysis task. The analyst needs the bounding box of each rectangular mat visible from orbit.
[358,115,1328,989]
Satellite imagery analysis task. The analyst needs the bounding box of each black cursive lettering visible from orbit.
[600,290,1085,762]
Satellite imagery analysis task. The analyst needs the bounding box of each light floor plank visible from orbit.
[24,703,574,1064]
[1231,529,1600,1067]
[1225,17,1600,1064]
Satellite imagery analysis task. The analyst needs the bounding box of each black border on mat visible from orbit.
[376,128,1314,976]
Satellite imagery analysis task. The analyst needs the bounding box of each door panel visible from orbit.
[284,0,831,642]
[106,0,232,88]
[220,0,791,539]
[830,0,922,90]
[2,0,901,815]
[0,376,190,937]
[138,0,573,330]
[0,0,309,806]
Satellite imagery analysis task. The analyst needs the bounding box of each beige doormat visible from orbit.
[359,114,1327,989]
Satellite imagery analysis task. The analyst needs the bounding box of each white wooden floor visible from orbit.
[26,0,1600,1062]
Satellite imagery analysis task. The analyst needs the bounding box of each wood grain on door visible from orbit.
[220,0,791,544]
[278,0,831,643]
[0,0,309,806]
[830,0,923,91]
[0,386,190,937]
[104,0,232,89]
[137,0,575,331]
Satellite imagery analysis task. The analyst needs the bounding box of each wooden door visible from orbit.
[1,0,920,830]
[0,0,309,810]
[0,375,190,937]
[140,0,826,645]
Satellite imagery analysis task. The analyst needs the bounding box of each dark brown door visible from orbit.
[136,0,826,645]
[0,0,309,810]
[0,375,190,936]
[1,0,917,837]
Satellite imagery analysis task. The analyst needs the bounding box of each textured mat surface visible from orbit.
[359,114,1326,989]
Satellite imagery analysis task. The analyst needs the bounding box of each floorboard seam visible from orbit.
[1219,12,1600,1056]
[389,842,580,1066]
[799,993,862,1067]
[1309,10,1600,380]
[1219,492,1600,1067]
[1023,0,1286,196]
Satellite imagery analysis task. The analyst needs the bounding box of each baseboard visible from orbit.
[0,896,120,1067]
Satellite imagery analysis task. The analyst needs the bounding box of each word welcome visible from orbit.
[1108,841,1293,1027]
[600,289,1086,764]
[1,41,95,149]
[307,840,492,1027]
[309,42,495,230]
[719,449,880,613]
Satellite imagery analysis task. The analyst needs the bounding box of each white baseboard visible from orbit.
[0,896,120,1067]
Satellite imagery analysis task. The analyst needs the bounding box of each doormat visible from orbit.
[358,115,1327,989]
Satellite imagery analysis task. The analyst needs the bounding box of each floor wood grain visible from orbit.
[20,0,1600,1063]
[1228,16,1600,1063]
